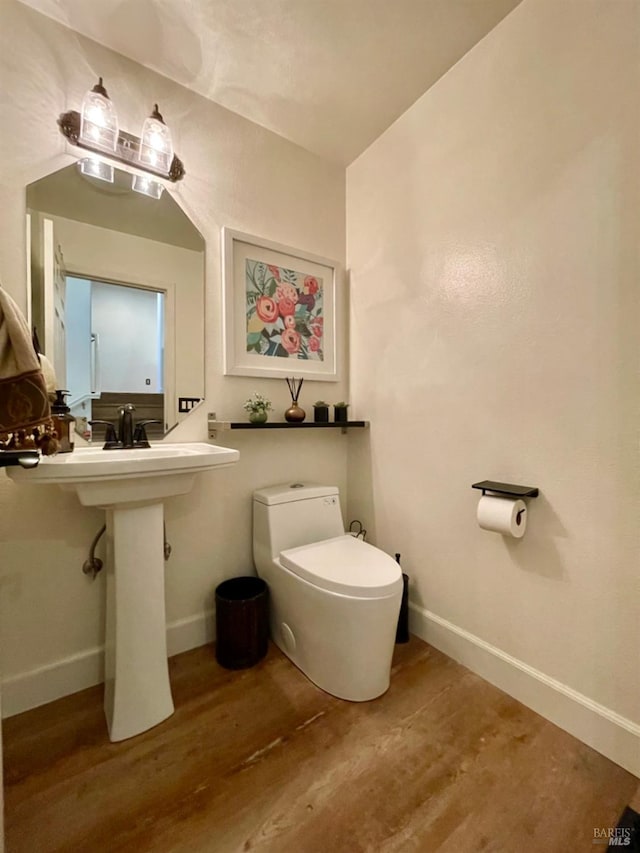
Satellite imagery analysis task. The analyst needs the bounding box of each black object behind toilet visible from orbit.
[215,577,269,669]
[395,553,409,643]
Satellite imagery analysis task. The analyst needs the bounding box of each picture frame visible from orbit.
[221,227,340,381]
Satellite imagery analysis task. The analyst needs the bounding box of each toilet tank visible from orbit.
[253,483,344,567]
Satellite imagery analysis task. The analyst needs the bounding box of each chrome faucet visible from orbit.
[117,404,136,448]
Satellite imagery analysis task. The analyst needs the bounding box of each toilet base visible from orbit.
[260,559,402,702]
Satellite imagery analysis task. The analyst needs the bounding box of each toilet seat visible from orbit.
[279,535,401,598]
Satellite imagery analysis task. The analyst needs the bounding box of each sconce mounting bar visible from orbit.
[58,110,185,182]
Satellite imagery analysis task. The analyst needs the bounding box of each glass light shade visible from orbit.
[131,174,164,199]
[78,156,114,184]
[138,104,174,174]
[79,78,119,153]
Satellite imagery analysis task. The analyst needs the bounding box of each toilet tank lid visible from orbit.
[253,482,339,505]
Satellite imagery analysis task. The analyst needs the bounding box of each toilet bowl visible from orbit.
[253,483,403,701]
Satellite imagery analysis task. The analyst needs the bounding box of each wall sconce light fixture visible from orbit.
[78,156,114,184]
[131,173,165,199]
[139,105,174,174]
[78,157,113,184]
[58,78,185,184]
[79,77,119,153]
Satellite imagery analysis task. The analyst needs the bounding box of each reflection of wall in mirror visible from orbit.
[29,212,204,428]
[29,210,46,356]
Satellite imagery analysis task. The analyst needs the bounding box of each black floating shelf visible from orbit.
[472,480,539,498]
[228,420,367,430]
[207,414,369,440]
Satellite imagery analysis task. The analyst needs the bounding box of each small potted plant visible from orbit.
[334,401,349,424]
[243,393,272,424]
[313,400,329,423]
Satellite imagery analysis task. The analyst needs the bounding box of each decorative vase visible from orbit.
[334,406,348,424]
[285,402,306,423]
[249,411,268,424]
[284,376,305,422]
[313,405,329,423]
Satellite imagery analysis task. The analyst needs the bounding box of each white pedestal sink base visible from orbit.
[8,442,240,741]
[104,502,174,742]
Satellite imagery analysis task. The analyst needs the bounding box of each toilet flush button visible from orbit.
[280,622,297,653]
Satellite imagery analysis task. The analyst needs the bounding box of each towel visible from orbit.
[0,286,54,449]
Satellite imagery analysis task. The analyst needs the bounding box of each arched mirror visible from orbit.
[26,163,204,440]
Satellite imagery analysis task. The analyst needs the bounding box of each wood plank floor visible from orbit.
[3,638,637,852]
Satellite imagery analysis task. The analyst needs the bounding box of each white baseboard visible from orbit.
[166,609,215,657]
[5,604,638,779]
[1,647,105,720]
[409,603,640,778]
[1,610,215,719]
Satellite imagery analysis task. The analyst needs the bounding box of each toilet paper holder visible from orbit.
[471,480,539,498]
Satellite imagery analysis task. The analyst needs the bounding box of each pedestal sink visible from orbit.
[8,442,239,741]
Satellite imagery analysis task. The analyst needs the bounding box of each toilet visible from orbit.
[252,482,403,701]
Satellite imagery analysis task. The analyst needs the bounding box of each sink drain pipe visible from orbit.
[82,524,106,579]
[83,523,172,578]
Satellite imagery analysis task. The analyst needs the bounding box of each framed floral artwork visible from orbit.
[221,228,340,380]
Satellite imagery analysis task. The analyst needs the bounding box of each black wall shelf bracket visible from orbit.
[472,480,539,498]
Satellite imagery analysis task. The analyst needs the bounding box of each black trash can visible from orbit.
[215,577,269,669]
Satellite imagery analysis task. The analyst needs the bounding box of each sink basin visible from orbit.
[8,442,239,506]
[7,440,239,742]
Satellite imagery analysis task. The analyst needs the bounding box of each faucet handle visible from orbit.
[88,420,118,447]
[133,419,163,447]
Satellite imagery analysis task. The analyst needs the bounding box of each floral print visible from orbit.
[245,259,324,360]
[281,328,301,354]
[256,295,278,324]
[278,297,296,318]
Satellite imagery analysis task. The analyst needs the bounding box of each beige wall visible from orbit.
[347,0,639,762]
[0,0,348,708]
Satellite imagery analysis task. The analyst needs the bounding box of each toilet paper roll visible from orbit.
[477,496,527,538]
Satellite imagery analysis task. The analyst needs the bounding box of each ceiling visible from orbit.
[18,0,522,165]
